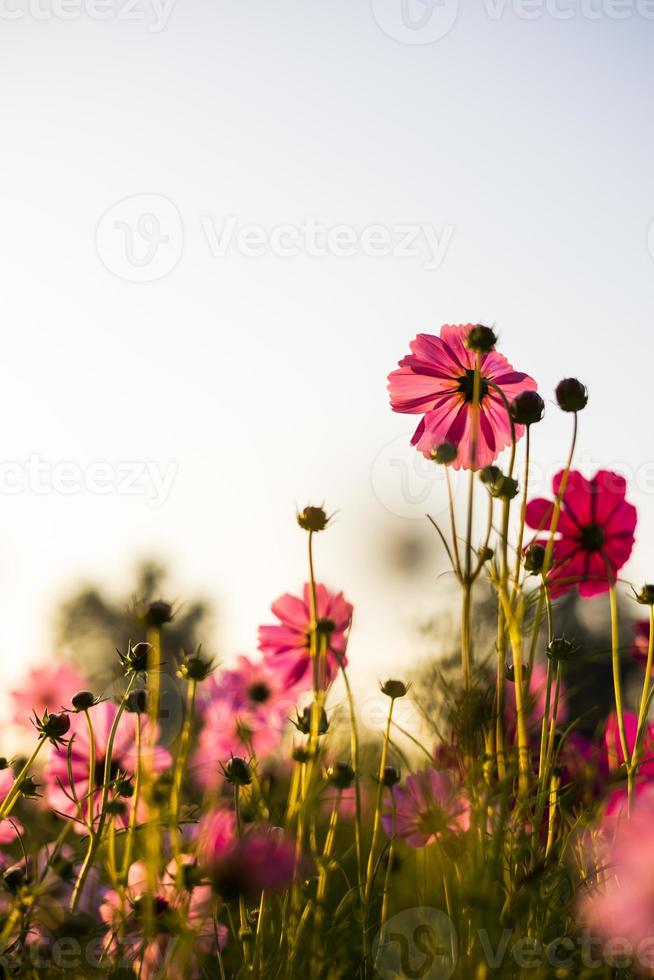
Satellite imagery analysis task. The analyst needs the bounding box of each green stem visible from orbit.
[363,697,395,962]
[0,736,47,820]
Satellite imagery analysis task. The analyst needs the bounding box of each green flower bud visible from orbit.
[326,762,355,789]
[430,442,457,465]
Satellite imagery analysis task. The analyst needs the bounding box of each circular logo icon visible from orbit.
[373,907,457,980]
[371,0,460,44]
[371,433,461,520]
[96,193,183,283]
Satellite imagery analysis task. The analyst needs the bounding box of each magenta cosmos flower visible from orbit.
[200,818,297,900]
[258,583,353,690]
[526,470,637,598]
[387,324,537,470]
[382,768,470,848]
[10,662,87,727]
[191,655,297,790]
[44,700,171,833]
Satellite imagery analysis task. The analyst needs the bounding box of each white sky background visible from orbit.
[0,0,653,700]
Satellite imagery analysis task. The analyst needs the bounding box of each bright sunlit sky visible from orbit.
[0,1,653,696]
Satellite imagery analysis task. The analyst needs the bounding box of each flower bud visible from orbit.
[34,710,70,746]
[297,506,329,533]
[3,863,27,893]
[0,758,9,771]
[178,651,215,682]
[546,636,578,661]
[293,706,329,736]
[125,689,148,714]
[115,776,134,798]
[510,391,545,426]
[479,465,502,487]
[19,775,40,799]
[465,324,497,353]
[504,663,527,683]
[478,547,494,564]
[635,584,654,606]
[118,641,151,675]
[71,691,97,712]
[381,679,409,700]
[222,757,252,787]
[326,762,355,789]
[430,442,457,465]
[292,746,311,764]
[382,766,401,787]
[136,599,174,628]
[555,378,588,413]
[523,543,546,575]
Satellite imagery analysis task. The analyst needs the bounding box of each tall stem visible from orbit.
[363,697,395,962]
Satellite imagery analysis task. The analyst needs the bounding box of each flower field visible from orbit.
[1,322,653,978]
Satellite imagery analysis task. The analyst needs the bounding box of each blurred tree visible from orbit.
[52,559,213,688]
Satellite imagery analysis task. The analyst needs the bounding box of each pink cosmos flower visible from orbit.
[201,821,297,900]
[100,857,226,979]
[382,768,470,848]
[191,655,298,790]
[578,798,654,970]
[10,662,87,727]
[526,470,637,598]
[387,324,537,470]
[258,583,353,690]
[44,700,171,833]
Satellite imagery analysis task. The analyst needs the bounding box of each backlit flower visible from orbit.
[191,655,297,790]
[526,470,637,598]
[387,324,537,470]
[382,768,469,848]
[258,583,353,690]
[10,662,87,727]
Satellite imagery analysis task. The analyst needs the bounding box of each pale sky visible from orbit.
[0,1,653,698]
